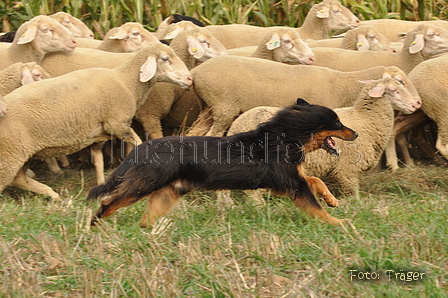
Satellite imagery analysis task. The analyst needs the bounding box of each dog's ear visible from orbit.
[296,98,311,106]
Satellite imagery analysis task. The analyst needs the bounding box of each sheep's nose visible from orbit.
[307,56,315,64]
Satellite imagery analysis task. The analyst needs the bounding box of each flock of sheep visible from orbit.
[0,0,447,205]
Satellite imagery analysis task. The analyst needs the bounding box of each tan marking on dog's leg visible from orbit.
[140,186,182,228]
[293,196,345,225]
[306,177,338,207]
[91,195,138,226]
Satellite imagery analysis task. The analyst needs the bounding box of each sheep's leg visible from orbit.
[306,177,338,207]
[11,165,61,201]
[137,116,164,140]
[117,128,143,156]
[140,185,182,228]
[57,155,70,168]
[386,110,428,171]
[91,142,106,185]
[385,136,399,172]
[45,157,63,173]
[206,107,239,137]
[396,132,415,167]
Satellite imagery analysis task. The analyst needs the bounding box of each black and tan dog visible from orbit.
[88,99,358,227]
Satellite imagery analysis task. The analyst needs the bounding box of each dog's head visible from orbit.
[290,98,358,156]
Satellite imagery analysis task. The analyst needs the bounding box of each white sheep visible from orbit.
[0,62,50,96]
[232,25,394,57]
[0,12,92,50]
[360,19,448,42]
[188,53,415,137]
[43,26,225,184]
[229,28,316,64]
[310,24,448,73]
[156,14,204,35]
[76,22,160,52]
[0,15,77,71]
[308,25,394,52]
[50,12,94,39]
[134,27,228,140]
[228,77,422,198]
[0,44,192,200]
[205,0,360,49]
[407,53,448,162]
[0,62,68,174]
[161,27,316,138]
[156,21,200,41]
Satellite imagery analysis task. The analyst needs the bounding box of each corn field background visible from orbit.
[1,0,448,36]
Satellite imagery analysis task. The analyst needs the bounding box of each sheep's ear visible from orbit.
[187,36,205,59]
[17,26,38,44]
[266,33,281,50]
[109,28,127,40]
[21,68,35,85]
[409,34,424,54]
[316,7,330,18]
[356,34,370,51]
[140,56,157,82]
[296,98,310,106]
[164,27,183,40]
[368,82,386,97]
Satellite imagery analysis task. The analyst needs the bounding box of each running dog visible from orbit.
[88,99,358,227]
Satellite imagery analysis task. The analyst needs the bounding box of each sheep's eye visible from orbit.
[162,56,170,61]
[283,39,291,44]
[132,32,140,36]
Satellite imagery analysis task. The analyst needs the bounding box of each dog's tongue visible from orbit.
[324,136,339,156]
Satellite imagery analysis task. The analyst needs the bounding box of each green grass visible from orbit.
[0,162,447,297]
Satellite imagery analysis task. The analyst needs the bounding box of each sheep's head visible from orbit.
[341,26,394,52]
[105,22,160,53]
[315,0,360,31]
[21,62,51,85]
[50,12,94,39]
[15,15,77,54]
[406,24,448,58]
[139,44,193,89]
[159,21,199,40]
[265,29,315,65]
[362,77,422,114]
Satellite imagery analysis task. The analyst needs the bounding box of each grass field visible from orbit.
[0,158,447,297]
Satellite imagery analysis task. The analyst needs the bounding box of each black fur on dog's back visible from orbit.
[88,99,357,225]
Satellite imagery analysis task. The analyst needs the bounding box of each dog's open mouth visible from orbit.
[323,136,339,156]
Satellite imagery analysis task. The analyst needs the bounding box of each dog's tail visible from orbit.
[86,164,130,201]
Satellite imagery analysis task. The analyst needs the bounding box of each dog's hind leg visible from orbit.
[91,194,139,226]
[305,177,338,207]
[140,185,183,228]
